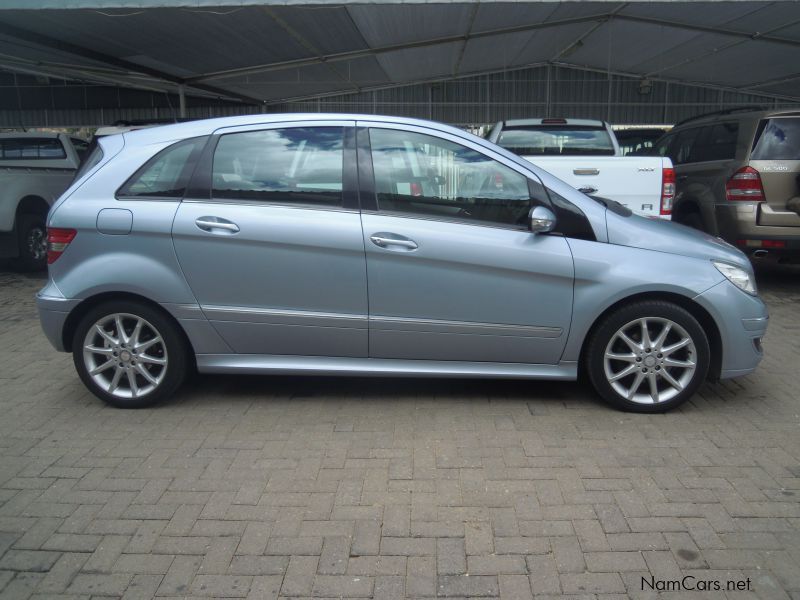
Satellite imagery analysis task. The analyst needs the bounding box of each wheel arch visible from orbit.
[578,291,723,381]
[16,195,50,219]
[62,291,196,363]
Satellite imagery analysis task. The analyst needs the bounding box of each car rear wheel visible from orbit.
[72,301,188,408]
[586,301,710,412]
[10,213,47,272]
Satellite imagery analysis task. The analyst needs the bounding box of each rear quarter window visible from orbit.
[751,118,800,160]
[117,137,207,199]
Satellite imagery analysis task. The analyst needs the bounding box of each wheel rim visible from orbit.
[603,317,697,405]
[26,226,46,261]
[82,313,168,400]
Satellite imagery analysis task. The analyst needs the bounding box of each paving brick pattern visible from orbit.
[0,263,798,599]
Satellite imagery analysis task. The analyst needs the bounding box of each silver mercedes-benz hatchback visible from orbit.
[37,114,768,412]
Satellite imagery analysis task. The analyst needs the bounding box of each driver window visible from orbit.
[369,128,531,228]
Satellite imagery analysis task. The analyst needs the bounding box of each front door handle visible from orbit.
[195,217,240,233]
[370,233,418,250]
[578,186,598,194]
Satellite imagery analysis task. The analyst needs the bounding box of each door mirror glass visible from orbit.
[529,206,556,233]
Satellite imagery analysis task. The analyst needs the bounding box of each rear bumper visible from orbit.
[715,203,800,256]
[36,284,79,352]
[694,279,768,379]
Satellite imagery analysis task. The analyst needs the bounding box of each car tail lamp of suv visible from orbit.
[660,167,675,216]
[47,228,76,264]
[726,166,765,202]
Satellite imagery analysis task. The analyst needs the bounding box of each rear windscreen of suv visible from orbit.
[751,118,800,160]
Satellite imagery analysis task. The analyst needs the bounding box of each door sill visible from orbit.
[196,354,577,380]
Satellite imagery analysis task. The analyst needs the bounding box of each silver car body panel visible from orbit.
[39,113,767,383]
[196,354,578,379]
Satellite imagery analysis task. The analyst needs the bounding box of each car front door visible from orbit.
[172,121,368,357]
[358,123,575,364]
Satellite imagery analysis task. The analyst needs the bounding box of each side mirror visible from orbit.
[528,206,556,234]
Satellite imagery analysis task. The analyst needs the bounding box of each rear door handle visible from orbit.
[370,233,418,250]
[195,217,240,233]
[578,186,598,194]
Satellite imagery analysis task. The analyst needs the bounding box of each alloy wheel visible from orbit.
[603,317,697,404]
[82,313,168,399]
[26,225,47,261]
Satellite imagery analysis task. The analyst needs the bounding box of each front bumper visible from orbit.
[36,282,79,352]
[694,279,769,379]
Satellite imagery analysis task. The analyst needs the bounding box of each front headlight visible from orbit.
[713,261,757,295]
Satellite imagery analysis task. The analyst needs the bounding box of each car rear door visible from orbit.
[750,116,800,228]
[171,121,369,357]
[357,122,575,365]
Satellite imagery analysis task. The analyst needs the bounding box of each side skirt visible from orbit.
[196,354,578,380]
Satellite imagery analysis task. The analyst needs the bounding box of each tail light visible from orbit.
[410,182,423,197]
[726,166,765,202]
[660,167,675,216]
[47,228,76,264]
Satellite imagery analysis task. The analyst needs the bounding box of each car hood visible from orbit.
[605,210,750,268]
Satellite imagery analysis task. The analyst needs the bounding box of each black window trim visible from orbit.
[184,125,356,211]
[115,135,209,202]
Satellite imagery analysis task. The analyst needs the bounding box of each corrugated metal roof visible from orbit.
[0,1,798,106]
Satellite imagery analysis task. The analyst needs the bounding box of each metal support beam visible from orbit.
[0,21,262,104]
[613,14,800,49]
[178,84,186,118]
[188,14,611,83]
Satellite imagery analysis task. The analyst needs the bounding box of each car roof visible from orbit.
[674,108,800,129]
[118,113,477,147]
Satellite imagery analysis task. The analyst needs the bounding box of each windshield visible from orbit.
[751,118,800,160]
[497,125,615,156]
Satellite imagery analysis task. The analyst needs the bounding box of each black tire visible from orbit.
[679,211,705,233]
[10,213,47,272]
[72,300,189,408]
[586,301,710,413]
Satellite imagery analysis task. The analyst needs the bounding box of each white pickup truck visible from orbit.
[487,118,674,218]
[0,132,86,270]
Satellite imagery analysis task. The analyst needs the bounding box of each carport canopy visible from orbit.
[0,0,799,106]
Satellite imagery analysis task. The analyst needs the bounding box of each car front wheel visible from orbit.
[72,301,188,408]
[586,301,710,412]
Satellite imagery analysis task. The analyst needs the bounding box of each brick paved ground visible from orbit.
[0,263,798,599]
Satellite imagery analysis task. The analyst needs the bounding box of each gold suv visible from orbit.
[653,107,800,261]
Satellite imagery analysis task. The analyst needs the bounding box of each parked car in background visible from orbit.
[487,118,675,218]
[651,107,800,261]
[38,114,767,413]
[0,132,86,270]
[615,126,671,156]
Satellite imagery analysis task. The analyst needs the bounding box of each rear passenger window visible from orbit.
[118,137,206,198]
[211,127,344,207]
[669,128,703,165]
[369,128,531,228]
[692,122,738,162]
